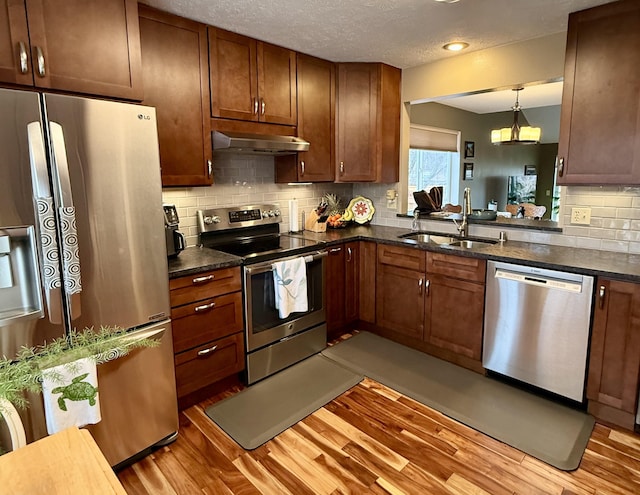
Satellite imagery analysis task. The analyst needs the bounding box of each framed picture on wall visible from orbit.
[463,162,474,180]
[464,141,475,158]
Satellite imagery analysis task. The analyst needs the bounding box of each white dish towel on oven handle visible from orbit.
[272,256,309,319]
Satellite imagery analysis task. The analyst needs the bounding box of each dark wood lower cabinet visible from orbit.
[169,267,245,406]
[374,244,485,371]
[587,278,640,429]
[425,273,484,360]
[325,242,359,338]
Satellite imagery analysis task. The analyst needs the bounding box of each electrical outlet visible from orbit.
[571,207,591,225]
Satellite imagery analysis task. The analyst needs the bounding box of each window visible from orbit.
[407,125,460,213]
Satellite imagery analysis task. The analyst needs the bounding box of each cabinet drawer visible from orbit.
[174,332,244,398]
[427,252,486,282]
[171,291,244,354]
[170,267,241,306]
[378,244,426,272]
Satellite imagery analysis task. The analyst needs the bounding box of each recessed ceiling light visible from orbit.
[443,42,469,52]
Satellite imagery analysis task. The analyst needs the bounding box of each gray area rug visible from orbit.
[321,331,595,471]
[205,354,363,449]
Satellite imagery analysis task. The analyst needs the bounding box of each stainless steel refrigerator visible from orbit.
[0,88,178,467]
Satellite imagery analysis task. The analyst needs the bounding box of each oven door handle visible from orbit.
[245,250,328,276]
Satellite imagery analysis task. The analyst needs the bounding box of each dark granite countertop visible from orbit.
[169,224,640,283]
[396,213,562,232]
[167,246,242,279]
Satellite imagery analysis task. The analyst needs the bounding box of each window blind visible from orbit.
[409,124,459,152]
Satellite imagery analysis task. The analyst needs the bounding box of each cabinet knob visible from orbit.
[253,98,258,115]
[300,161,305,176]
[260,98,265,115]
[18,41,28,74]
[35,46,45,77]
[347,247,352,263]
[340,161,344,174]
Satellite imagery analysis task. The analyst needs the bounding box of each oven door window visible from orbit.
[249,258,324,334]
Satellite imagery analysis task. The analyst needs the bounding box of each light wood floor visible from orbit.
[118,376,640,494]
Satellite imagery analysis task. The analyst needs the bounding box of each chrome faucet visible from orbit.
[454,187,471,237]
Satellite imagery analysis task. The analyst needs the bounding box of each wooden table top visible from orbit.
[0,427,126,494]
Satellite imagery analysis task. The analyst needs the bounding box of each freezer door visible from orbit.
[85,321,178,466]
[0,88,65,361]
[42,94,170,332]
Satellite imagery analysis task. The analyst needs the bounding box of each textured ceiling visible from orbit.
[143,0,615,69]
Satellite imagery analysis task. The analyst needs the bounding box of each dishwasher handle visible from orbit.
[495,269,583,293]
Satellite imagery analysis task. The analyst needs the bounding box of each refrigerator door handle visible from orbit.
[27,122,64,324]
[49,122,82,319]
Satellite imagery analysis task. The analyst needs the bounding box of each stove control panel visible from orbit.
[197,204,281,233]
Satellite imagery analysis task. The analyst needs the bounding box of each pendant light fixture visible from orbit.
[491,88,541,145]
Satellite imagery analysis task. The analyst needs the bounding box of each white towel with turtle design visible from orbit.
[41,357,101,434]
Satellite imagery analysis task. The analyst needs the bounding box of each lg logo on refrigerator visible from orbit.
[137,114,151,120]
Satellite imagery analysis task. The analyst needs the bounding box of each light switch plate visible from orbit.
[571,207,591,225]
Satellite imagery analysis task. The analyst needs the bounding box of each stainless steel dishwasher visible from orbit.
[483,261,594,402]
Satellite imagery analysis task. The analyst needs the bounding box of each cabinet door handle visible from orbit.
[260,98,265,115]
[18,41,29,74]
[418,278,423,295]
[35,46,45,77]
[197,345,218,357]
[340,161,345,174]
[329,247,342,254]
[425,279,430,297]
[557,157,564,177]
[194,302,215,313]
[192,274,214,284]
[598,285,606,309]
[300,161,305,176]
[207,160,213,179]
[347,247,352,263]
[253,98,258,115]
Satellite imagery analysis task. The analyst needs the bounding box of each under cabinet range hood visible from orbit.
[212,130,310,155]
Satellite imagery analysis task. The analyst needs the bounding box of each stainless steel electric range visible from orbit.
[197,204,327,384]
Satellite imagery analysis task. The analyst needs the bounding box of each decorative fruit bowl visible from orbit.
[327,214,348,228]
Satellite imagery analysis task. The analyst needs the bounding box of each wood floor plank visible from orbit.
[151,447,205,495]
[118,371,640,495]
[519,456,596,495]
[445,472,495,495]
[396,394,527,463]
[292,421,379,488]
[266,435,340,494]
[130,456,178,495]
[178,413,261,495]
[183,405,246,462]
[233,452,295,495]
[313,407,409,471]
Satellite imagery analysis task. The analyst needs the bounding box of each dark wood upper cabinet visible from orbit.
[336,62,400,183]
[209,27,296,126]
[557,0,640,185]
[139,6,212,186]
[275,53,335,183]
[0,0,142,100]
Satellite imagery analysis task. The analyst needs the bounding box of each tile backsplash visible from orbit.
[162,154,353,246]
[163,155,640,254]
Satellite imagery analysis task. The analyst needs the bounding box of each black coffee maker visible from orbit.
[163,204,185,257]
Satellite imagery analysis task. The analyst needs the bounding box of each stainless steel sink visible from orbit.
[398,232,497,248]
[448,239,496,248]
[398,232,459,245]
